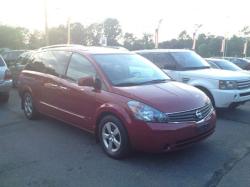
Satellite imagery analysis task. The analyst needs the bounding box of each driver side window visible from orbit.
[66,53,96,82]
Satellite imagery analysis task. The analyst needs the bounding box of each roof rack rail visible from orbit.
[38,44,85,50]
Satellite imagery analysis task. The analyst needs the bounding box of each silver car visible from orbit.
[0,56,12,102]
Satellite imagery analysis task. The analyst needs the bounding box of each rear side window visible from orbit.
[0,56,5,66]
[25,51,71,76]
[66,53,96,82]
[41,51,72,76]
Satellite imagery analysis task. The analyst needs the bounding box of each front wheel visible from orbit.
[99,115,130,159]
[23,92,39,119]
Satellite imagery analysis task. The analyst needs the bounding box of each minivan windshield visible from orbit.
[171,51,210,70]
[93,54,170,86]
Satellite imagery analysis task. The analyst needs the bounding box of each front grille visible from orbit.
[237,80,250,90]
[167,103,213,123]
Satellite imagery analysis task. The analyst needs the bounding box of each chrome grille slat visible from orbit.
[237,80,250,90]
[167,103,213,123]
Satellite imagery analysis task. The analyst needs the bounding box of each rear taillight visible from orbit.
[4,69,12,80]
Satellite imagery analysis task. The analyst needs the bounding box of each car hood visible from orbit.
[112,81,209,113]
[178,69,250,80]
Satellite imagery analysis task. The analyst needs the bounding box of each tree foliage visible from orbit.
[0,22,249,57]
[103,18,122,46]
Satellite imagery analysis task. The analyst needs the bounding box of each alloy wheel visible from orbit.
[102,122,121,153]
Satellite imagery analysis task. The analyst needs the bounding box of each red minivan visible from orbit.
[18,45,216,158]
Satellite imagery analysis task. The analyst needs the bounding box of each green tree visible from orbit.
[70,22,85,45]
[28,31,45,49]
[178,30,191,40]
[84,23,102,46]
[123,32,137,50]
[226,35,244,57]
[103,18,122,46]
[0,25,28,49]
[48,25,67,45]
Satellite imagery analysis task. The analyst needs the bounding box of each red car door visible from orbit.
[38,50,72,118]
[58,53,97,131]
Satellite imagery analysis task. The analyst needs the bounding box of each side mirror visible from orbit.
[78,76,102,90]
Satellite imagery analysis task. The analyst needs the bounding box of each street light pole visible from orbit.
[67,17,71,44]
[192,24,202,51]
[44,0,49,45]
[155,19,163,49]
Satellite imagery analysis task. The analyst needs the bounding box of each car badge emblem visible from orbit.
[196,110,203,120]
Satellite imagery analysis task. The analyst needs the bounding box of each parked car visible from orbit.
[225,57,250,70]
[2,50,26,67]
[0,56,12,102]
[18,45,216,158]
[10,51,34,87]
[136,49,250,109]
[206,58,250,75]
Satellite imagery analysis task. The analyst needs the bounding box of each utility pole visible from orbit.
[67,17,71,44]
[44,0,49,45]
[155,19,163,49]
[192,24,202,51]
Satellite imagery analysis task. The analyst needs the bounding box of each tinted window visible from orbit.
[171,51,210,70]
[25,53,44,72]
[213,60,242,71]
[140,53,154,62]
[41,51,71,76]
[94,54,170,86]
[66,53,96,82]
[21,53,33,65]
[207,60,220,69]
[233,59,250,69]
[25,51,71,76]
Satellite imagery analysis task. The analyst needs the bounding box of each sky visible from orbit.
[0,0,249,41]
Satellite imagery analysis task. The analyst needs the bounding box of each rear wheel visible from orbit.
[23,92,39,119]
[99,115,130,159]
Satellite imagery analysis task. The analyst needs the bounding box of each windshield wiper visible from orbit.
[115,82,141,87]
[115,79,169,87]
[183,66,211,70]
[139,79,169,85]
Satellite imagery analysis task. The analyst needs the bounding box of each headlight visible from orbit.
[128,101,168,123]
[219,80,237,90]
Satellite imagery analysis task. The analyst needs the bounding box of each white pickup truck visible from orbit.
[136,49,250,109]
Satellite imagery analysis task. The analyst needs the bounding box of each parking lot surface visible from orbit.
[0,90,250,187]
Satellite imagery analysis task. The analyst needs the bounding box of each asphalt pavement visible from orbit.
[0,90,250,187]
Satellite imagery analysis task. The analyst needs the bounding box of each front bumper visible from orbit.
[211,88,250,108]
[0,80,12,93]
[127,110,216,153]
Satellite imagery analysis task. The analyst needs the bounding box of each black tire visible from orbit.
[228,103,240,111]
[0,92,9,103]
[23,92,39,120]
[99,115,130,159]
[197,87,215,108]
[12,79,18,88]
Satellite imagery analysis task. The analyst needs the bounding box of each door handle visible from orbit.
[59,86,68,90]
[44,83,58,88]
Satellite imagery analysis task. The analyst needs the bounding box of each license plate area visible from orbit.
[196,122,210,134]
